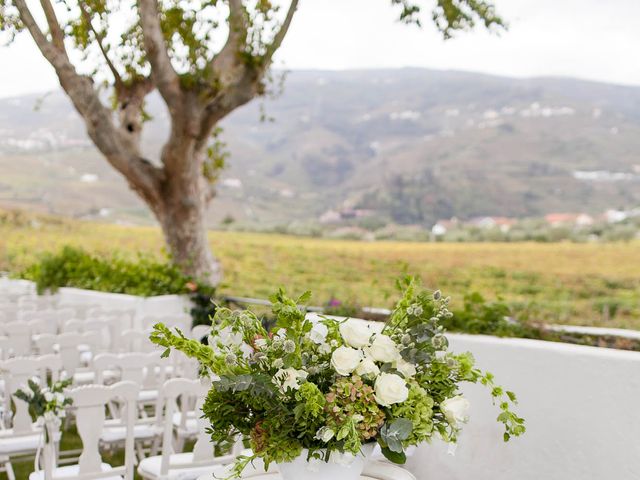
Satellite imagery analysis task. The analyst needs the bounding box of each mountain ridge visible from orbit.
[1,68,639,227]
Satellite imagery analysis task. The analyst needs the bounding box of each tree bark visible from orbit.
[156,191,222,286]
[153,157,222,285]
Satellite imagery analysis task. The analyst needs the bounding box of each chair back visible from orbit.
[93,351,167,388]
[0,354,62,433]
[67,381,138,479]
[1,321,32,356]
[158,378,240,475]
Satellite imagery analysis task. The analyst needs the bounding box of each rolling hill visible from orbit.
[1,68,639,227]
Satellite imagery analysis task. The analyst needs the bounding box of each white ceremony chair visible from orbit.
[0,354,62,480]
[0,321,33,357]
[29,381,139,480]
[118,329,157,354]
[138,378,241,480]
[93,352,168,458]
[33,332,105,384]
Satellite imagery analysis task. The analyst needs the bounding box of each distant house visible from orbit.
[544,213,594,227]
[468,216,516,232]
[605,209,628,224]
[431,218,459,236]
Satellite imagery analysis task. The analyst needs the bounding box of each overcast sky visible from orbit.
[1,0,639,98]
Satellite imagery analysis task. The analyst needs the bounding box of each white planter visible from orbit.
[278,445,374,480]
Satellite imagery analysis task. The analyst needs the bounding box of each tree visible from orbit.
[0,0,503,285]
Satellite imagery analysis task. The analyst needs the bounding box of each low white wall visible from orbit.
[406,334,640,480]
[56,287,192,328]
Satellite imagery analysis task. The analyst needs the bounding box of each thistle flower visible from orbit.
[283,340,296,354]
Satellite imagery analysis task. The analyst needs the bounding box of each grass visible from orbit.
[1,210,639,329]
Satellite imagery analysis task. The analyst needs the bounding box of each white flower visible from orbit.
[217,326,243,347]
[309,322,329,344]
[272,358,284,369]
[318,342,332,355]
[355,356,380,378]
[239,343,254,359]
[331,346,363,376]
[440,396,470,427]
[339,320,372,348]
[273,368,308,392]
[254,338,268,349]
[374,373,409,406]
[367,334,400,363]
[275,328,287,338]
[314,426,335,443]
[394,358,417,378]
[43,391,54,402]
[54,393,65,404]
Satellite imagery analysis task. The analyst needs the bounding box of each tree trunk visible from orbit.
[157,192,222,286]
[155,140,222,286]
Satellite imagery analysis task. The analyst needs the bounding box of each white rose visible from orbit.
[374,373,409,406]
[394,358,417,378]
[274,368,308,392]
[309,322,329,344]
[355,356,380,378]
[315,426,335,443]
[331,346,363,376]
[441,396,470,427]
[44,392,54,402]
[367,334,400,363]
[54,393,65,404]
[339,320,372,348]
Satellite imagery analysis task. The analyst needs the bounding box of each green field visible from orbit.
[1,210,639,330]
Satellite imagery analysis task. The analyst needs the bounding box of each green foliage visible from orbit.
[19,245,194,296]
[392,0,505,38]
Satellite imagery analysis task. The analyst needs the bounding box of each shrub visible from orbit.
[19,246,194,297]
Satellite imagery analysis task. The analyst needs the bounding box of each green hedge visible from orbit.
[19,246,194,297]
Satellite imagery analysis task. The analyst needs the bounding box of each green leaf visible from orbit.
[380,446,407,464]
[161,348,171,358]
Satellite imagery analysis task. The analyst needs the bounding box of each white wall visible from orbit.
[406,334,640,480]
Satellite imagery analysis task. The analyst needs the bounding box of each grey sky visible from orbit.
[1,0,639,98]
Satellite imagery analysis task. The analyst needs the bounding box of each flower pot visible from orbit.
[277,445,374,480]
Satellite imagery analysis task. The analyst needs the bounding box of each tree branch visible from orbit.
[209,0,248,81]
[15,0,164,209]
[263,0,298,67]
[38,0,66,52]
[137,0,183,112]
[78,1,124,90]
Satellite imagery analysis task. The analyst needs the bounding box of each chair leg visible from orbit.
[4,460,16,480]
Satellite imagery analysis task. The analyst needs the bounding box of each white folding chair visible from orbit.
[29,381,139,480]
[93,352,168,459]
[118,329,157,354]
[33,332,105,384]
[138,378,240,480]
[0,322,32,357]
[0,354,62,480]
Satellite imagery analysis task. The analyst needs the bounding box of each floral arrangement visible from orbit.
[15,377,73,441]
[151,277,524,476]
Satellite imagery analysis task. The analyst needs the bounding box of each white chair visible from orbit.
[138,378,240,480]
[29,381,139,480]
[33,332,104,384]
[93,352,168,458]
[0,322,32,356]
[0,354,62,480]
[118,329,157,354]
